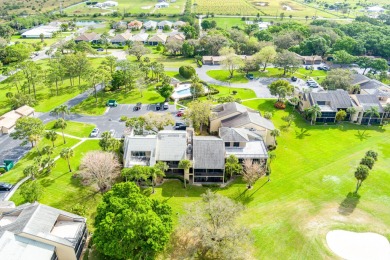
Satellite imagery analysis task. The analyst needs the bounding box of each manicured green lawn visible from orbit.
[71,86,164,115]
[10,140,103,230]
[0,136,80,185]
[45,121,96,138]
[164,71,187,82]
[153,99,390,258]
[207,70,251,83]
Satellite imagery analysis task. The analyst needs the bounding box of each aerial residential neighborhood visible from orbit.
[0,0,389,259]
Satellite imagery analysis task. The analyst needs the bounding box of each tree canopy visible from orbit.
[93,182,173,259]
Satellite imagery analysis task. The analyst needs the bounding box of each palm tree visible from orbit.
[56,118,67,144]
[364,106,380,125]
[178,159,192,188]
[42,145,54,159]
[57,105,70,119]
[150,164,166,194]
[270,129,280,146]
[29,134,42,154]
[60,148,74,172]
[354,165,369,194]
[45,130,58,147]
[51,106,61,119]
[346,107,357,122]
[382,104,390,124]
[308,105,322,125]
[266,152,276,182]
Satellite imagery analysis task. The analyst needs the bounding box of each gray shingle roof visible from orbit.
[193,136,225,169]
[355,94,383,112]
[219,127,263,142]
[0,203,86,247]
[212,102,249,119]
[221,111,275,130]
[351,73,370,85]
[309,90,352,111]
[156,131,187,161]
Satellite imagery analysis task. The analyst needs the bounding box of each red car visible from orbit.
[176,111,184,117]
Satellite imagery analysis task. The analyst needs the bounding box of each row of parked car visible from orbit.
[305,65,329,71]
[90,128,115,138]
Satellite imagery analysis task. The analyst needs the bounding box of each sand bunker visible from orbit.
[141,6,152,10]
[326,230,390,260]
[282,5,293,11]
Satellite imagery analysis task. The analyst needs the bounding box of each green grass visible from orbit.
[71,86,164,115]
[206,70,251,83]
[152,99,390,258]
[0,57,105,116]
[64,0,186,16]
[45,121,96,138]
[11,34,67,46]
[164,71,187,82]
[0,136,80,185]
[10,140,103,230]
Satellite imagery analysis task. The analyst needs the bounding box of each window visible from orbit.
[233,142,240,147]
[317,101,326,105]
[131,151,146,157]
[225,142,230,147]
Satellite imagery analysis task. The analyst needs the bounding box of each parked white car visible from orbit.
[90,128,100,137]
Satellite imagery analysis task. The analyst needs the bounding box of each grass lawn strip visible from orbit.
[45,121,96,138]
[10,140,103,230]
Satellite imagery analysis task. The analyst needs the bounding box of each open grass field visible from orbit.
[152,99,390,258]
[64,0,186,16]
[45,121,96,138]
[0,0,81,14]
[206,70,253,83]
[10,33,69,46]
[9,140,103,230]
[0,57,105,116]
[0,135,79,185]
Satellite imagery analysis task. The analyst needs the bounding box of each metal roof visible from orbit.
[193,136,225,169]
[355,95,383,112]
[156,131,187,161]
[309,90,352,111]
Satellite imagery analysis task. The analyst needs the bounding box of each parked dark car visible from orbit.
[0,182,13,191]
[97,48,104,52]
[246,74,254,80]
[155,103,161,111]
[134,102,142,111]
[174,124,187,130]
[317,66,323,70]
[305,66,310,70]
[291,76,297,82]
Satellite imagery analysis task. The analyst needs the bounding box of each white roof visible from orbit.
[367,6,385,12]
[156,2,169,6]
[132,33,149,41]
[144,21,157,27]
[158,20,173,26]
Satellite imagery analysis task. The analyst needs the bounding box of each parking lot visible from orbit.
[105,103,176,120]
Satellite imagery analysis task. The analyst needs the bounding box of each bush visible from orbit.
[0,168,5,174]
[120,116,128,122]
[179,65,196,79]
[142,187,153,197]
[267,145,276,151]
[274,101,286,109]
[360,156,375,169]
[264,112,273,119]
[365,150,378,161]
[20,181,43,203]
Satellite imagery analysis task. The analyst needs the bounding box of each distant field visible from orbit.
[64,0,186,15]
[194,0,366,18]
[0,0,82,14]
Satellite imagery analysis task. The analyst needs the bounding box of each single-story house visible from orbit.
[155,2,169,8]
[299,90,354,123]
[0,202,87,260]
[112,21,127,30]
[128,20,143,30]
[74,32,101,44]
[173,21,186,29]
[296,54,323,65]
[21,25,61,38]
[258,22,271,30]
[132,33,149,43]
[367,6,385,12]
[157,20,173,30]
[210,102,275,146]
[202,55,253,65]
[148,34,168,45]
[0,105,35,135]
[143,21,158,30]
[166,33,185,44]
[111,32,132,45]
